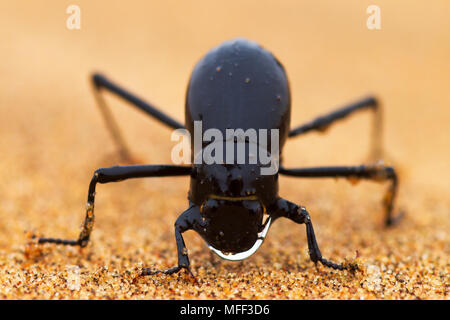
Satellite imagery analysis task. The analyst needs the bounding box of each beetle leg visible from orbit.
[91,73,184,162]
[35,165,191,247]
[279,163,402,227]
[141,205,202,282]
[288,96,383,160]
[273,198,358,272]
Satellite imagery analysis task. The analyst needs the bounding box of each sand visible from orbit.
[0,1,448,299]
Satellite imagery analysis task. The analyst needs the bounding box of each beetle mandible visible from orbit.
[35,38,401,277]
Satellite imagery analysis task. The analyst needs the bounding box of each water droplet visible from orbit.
[208,217,272,261]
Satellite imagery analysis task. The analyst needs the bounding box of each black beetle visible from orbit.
[35,38,401,277]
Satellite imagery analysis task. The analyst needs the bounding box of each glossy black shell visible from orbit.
[186,38,291,210]
[185,38,291,149]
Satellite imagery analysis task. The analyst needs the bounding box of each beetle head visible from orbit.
[199,197,263,252]
[189,154,278,259]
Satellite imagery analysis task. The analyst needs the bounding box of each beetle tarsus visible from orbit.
[319,258,344,271]
[141,266,198,283]
[141,266,181,276]
[35,236,80,246]
[385,209,405,227]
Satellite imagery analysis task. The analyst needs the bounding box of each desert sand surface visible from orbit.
[0,1,448,299]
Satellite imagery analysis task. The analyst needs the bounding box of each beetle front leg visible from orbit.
[274,198,358,272]
[141,205,202,281]
[140,226,193,278]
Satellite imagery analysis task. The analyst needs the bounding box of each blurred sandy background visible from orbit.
[0,1,448,299]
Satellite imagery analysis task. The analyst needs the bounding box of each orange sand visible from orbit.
[0,1,448,299]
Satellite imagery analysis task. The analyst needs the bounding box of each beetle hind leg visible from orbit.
[289,96,383,160]
[91,73,184,164]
